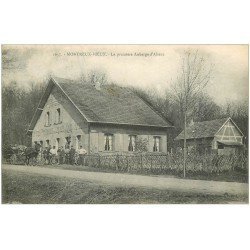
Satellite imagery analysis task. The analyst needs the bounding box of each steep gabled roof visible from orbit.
[175,118,231,140]
[28,77,172,131]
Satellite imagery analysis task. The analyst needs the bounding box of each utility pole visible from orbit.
[171,49,212,179]
[183,112,187,178]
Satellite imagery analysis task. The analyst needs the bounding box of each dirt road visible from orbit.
[2,164,248,196]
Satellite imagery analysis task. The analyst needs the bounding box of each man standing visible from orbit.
[57,146,61,164]
[34,141,40,152]
[78,145,87,166]
[69,145,76,165]
[58,146,65,165]
[43,147,48,164]
[65,145,70,164]
[47,145,52,164]
[50,146,57,164]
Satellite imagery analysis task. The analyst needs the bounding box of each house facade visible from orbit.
[28,77,172,154]
[175,118,244,155]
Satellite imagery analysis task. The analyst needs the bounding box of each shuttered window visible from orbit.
[104,134,113,151]
[153,136,160,152]
[128,135,136,151]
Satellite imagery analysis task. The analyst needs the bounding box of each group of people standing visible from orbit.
[36,143,87,165]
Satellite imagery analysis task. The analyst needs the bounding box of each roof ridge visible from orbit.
[28,76,173,130]
[175,117,235,140]
[193,117,229,124]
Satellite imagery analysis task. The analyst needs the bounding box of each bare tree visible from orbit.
[171,50,213,177]
[2,48,27,71]
[193,92,221,121]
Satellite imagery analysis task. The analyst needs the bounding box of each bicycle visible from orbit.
[50,154,58,165]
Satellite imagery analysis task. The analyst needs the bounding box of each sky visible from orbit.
[2,44,248,105]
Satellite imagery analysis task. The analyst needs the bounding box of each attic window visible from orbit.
[56,108,61,123]
[46,112,50,126]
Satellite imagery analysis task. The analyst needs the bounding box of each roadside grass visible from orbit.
[2,170,248,204]
[36,163,248,183]
[185,170,248,183]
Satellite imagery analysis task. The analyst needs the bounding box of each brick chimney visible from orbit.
[189,118,194,126]
[94,81,101,90]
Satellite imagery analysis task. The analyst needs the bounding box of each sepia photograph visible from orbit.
[1,44,249,204]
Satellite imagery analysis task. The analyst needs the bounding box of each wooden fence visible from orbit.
[3,150,248,175]
[84,152,248,175]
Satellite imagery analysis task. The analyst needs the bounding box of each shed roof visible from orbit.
[217,140,243,146]
[28,77,172,131]
[175,118,229,140]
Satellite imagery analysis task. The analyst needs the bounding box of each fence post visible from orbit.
[150,155,153,171]
[86,155,89,167]
[126,156,129,172]
[116,154,119,171]
[166,155,168,168]
[98,154,101,168]
[140,154,143,170]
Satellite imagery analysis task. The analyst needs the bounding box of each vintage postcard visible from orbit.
[1,45,248,204]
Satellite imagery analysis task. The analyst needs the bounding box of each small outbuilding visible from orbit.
[175,117,244,155]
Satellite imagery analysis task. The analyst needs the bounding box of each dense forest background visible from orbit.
[2,73,248,148]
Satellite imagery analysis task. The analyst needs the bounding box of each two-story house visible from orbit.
[28,77,173,154]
